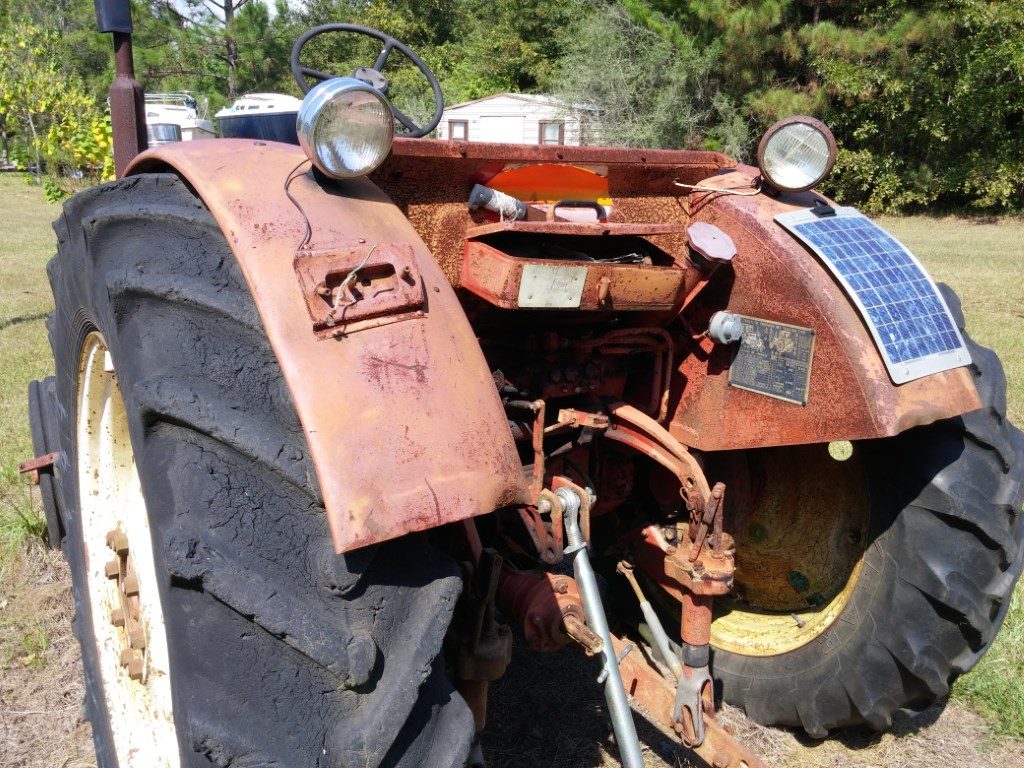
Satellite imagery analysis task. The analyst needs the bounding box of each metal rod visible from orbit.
[559,488,644,768]
[617,562,683,679]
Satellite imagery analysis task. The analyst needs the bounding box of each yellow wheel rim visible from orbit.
[707,443,870,657]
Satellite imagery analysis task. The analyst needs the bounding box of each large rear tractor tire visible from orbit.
[708,285,1024,736]
[47,174,474,767]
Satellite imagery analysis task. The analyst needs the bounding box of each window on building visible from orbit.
[539,121,564,146]
[449,120,468,141]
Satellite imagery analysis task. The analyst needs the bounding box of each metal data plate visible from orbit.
[728,317,816,405]
[775,207,970,384]
[518,264,588,308]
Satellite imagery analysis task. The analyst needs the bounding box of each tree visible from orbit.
[0,20,113,183]
[551,2,749,155]
[131,0,298,102]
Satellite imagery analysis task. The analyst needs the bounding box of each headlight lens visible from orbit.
[757,116,837,192]
[297,78,394,179]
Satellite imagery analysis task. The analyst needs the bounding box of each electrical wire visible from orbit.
[284,158,314,252]
[673,179,762,197]
[326,244,378,327]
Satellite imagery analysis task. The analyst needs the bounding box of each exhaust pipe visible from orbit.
[93,0,148,177]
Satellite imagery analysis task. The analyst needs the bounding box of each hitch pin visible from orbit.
[560,488,644,768]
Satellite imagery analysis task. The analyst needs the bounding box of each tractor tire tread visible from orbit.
[713,282,1024,736]
[49,174,474,768]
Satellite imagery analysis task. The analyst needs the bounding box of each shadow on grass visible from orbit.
[0,311,49,332]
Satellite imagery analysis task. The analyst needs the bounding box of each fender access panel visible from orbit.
[128,140,528,553]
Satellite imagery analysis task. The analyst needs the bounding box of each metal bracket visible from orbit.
[18,451,59,484]
[294,242,425,337]
[673,664,713,747]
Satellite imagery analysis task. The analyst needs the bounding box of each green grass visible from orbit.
[0,177,1021,740]
[874,216,1024,740]
[0,175,58,553]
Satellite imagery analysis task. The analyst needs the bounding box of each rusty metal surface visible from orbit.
[18,451,59,484]
[672,166,981,450]
[496,568,592,652]
[384,137,734,172]
[370,140,733,285]
[108,32,147,178]
[466,220,687,238]
[293,242,426,335]
[706,444,869,612]
[612,634,769,768]
[127,140,528,553]
[103,528,147,681]
[462,240,688,312]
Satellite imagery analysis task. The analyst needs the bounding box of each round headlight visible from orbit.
[296,77,395,179]
[757,116,837,192]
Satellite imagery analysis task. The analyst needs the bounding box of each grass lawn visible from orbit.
[879,216,1024,740]
[0,174,1021,765]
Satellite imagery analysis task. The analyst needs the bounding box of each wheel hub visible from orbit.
[77,331,181,766]
[706,443,871,656]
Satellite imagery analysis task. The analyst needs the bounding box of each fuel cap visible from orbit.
[687,222,737,264]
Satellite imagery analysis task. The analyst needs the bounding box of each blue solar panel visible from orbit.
[775,207,970,384]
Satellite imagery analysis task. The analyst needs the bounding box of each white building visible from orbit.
[436,93,593,146]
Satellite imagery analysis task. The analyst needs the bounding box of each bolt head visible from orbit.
[126,653,145,681]
[105,530,129,555]
[122,573,140,597]
[129,628,147,651]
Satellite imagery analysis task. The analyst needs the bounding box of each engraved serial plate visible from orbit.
[728,316,816,405]
[518,264,588,308]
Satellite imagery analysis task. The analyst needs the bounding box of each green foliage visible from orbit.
[0,0,1018,214]
[551,3,751,156]
[0,20,114,182]
[598,0,1024,213]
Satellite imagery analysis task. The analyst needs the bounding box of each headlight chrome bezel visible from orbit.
[296,77,395,179]
[756,116,838,193]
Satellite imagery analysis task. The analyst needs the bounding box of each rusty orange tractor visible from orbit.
[21,4,1024,768]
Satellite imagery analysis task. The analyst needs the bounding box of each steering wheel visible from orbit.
[291,24,444,138]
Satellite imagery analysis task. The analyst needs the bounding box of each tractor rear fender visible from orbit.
[127,140,528,553]
[671,167,981,451]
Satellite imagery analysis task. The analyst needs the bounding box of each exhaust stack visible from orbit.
[93,0,148,177]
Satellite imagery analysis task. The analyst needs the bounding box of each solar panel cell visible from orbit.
[775,207,970,384]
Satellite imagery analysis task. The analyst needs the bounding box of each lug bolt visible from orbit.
[129,628,147,650]
[124,650,145,681]
[123,573,140,596]
[106,530,129,555]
